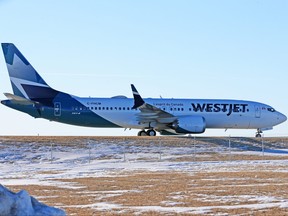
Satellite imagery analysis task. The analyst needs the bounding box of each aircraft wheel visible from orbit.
[256,129,262,138]
[147,129,156,136]
[138,130,147,136]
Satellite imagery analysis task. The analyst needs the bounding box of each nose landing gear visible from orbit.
[256,129,263,138]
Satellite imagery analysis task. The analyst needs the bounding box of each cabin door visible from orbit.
[255,105,261,118]
[54,102,61,117]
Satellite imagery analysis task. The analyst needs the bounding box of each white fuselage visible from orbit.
[73,96,286,131]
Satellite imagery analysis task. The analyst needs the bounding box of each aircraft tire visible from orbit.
[147,129,156,136]
[138,130,147,136]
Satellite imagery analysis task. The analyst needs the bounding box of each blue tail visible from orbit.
[1,43,59,103]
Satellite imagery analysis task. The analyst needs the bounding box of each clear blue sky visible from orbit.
[0,0,287,136]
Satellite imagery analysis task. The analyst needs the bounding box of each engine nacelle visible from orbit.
[173,116,206,134]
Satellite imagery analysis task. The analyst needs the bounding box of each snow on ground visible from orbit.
[0,137,287,214]
[64,201,288,215]
[0,184,65,216]
[0,138,287,184]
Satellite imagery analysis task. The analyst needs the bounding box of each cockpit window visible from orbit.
[267,107,275,112]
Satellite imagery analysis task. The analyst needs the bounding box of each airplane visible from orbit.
[1,43,287,137]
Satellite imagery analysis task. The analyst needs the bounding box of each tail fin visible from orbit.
[1,43,58,102]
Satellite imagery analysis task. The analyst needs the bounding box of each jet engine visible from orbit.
[172,116,206,134]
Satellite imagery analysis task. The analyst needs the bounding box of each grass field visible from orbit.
[0,136,287,215]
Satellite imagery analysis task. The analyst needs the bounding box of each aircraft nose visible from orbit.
[277,112,287,124]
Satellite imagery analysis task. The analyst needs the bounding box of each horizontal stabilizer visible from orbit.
[4,93,36,105]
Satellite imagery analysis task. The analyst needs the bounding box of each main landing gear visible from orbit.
[255,129,263,138]
[137,129,157,136]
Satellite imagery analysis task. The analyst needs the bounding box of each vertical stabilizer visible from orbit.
[1,43,58,102]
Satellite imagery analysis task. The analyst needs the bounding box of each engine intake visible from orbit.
[173,116,206,134]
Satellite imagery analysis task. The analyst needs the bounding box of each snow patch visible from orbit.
[0,184,66,216]
[0,138,288,214]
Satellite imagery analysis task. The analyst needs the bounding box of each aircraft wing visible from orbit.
[131,85,177,124]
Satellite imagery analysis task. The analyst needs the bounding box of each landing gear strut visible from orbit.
[256,129,262,138]
[137,129,156,136]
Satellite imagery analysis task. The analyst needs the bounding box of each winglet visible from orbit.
[131,84,145,109]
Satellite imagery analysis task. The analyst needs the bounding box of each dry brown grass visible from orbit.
[174,154,288,162]
[8,170,288,215]
[2,136,288,215]
[0,135,287,145]
[0,136,287,157]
